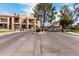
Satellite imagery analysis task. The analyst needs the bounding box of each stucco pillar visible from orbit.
[7,17,10,29]
[19,18,22,30]
[27,18,29,29]
[34,18,36,30]
[12,17,14,30]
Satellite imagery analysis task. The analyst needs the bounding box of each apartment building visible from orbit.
[47,21,62,32]
[0,14,40,31]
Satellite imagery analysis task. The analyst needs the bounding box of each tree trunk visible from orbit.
[42,10,45,31]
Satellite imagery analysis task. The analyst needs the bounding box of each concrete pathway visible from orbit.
[66,32,79,36]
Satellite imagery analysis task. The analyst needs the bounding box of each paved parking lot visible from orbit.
[0,31,79,56]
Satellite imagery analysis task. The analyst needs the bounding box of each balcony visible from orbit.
[29,19,35,24]
[0,18,7,24]
[14,17,19,24]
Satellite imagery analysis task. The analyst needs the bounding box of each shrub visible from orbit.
[36,28,40,32]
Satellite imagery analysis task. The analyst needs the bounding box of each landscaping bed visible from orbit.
[67,29,79,34]
[0,29,14,34]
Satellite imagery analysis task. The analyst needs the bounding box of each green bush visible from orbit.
[68,29,79,32]
[36,28,40,32]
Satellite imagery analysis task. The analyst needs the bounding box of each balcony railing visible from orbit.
[0,19,7,22]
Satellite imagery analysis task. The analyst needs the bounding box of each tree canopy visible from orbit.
[33,3,56,31]
[60,5,74,29]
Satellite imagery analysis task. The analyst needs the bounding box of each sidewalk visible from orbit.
[0,31,25,36]
[65,32,79,36]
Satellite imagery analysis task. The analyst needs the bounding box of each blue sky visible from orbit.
[54,3,73,11]
[0,3,36,14]
[0,3,74,15]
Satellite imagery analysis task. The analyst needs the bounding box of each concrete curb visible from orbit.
[64,32,79,36]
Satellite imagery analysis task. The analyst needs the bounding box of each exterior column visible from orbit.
[7,17,10,29]
[27,18,29,29]
[25,18,27,30]
[12,17,14,30]
[19,18,22,30]
[34,18,36,30]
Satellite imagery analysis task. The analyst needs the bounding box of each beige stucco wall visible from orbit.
[0,14,41,31]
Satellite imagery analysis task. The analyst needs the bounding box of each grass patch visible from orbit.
[0,29,14,34]
[67,29,79,34]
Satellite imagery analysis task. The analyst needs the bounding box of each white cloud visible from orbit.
[69,6,74,11]
[0,9,15,15]
[63,3,72,5]
[0,11,10,15]
[54,10,61,21]
[1,11,10,14]
[20,3,37,14]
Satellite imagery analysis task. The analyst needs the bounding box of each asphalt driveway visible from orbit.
[0,31,79,56]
